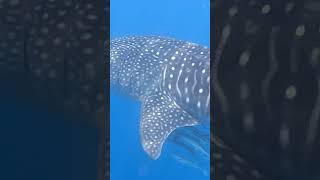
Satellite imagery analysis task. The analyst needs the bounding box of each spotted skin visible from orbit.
[111,36,210,159]
[0,2,108,178]
[0,0,107,114]
[213,0,320,179]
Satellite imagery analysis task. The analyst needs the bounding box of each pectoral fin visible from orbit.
[140,91,198,159]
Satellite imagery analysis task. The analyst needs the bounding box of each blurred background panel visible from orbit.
[0,0,108,179]
[212,0,320,179]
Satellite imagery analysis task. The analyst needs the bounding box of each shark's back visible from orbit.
[110,36,174,97]
[111,36,210,121]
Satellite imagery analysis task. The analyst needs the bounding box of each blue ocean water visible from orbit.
[0,88,99,180]
[110,0,210,180]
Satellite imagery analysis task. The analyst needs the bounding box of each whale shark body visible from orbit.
[110,36,210,159]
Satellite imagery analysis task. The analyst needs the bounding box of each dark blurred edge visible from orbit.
[99,0,110,179]
[210,0,320,179]
[102,0,110,179]
[0,0,109,179]
[210,0,214,179]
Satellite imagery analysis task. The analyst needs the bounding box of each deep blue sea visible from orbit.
[0,89,99,180]
[110,0,210,180]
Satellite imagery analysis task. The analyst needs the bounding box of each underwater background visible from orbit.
[110,0,210,180]
[0,0,107,179]
[0,87,100,180]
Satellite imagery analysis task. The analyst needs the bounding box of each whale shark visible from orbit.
[110,36,210,159]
